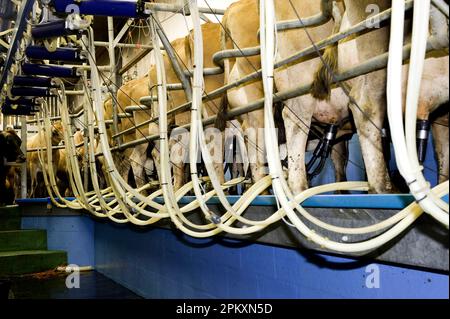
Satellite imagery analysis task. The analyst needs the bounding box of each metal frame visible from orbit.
[3,0,448,198]
[153,16,192,102]
[0,0,34,91]
[144,2,225,16]
[109,0,422,143]
[108,37,447,154]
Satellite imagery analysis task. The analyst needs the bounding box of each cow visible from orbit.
[27,121,64,198]
[0,128,26,206]
[56,129,86,197]
[221,0,351,194]
[315,0,449,192]
[115,75,150,185]
[117,22,226,192]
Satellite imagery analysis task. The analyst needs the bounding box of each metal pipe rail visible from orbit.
[275,0,332,32]
[153,18,192,102]
[213,0,415,68]
[66,90,85,95]
[212,0,333,67]
[94,41,154,49]
[124,105,151,113]
[108,35,446,154]
[183,67,223,77]
[27,115,62,124]
[27,141,85,153]
[144,2,226,16]
[112,0,418,139]
[118,112,133,118]
[167,83,183,91]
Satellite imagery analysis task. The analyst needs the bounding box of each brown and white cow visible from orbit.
[117,22,226,192]
[27,121,64,198]
[221,0,350,194]
[321,0,449,192]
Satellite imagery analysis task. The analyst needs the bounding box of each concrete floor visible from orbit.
[6,271,142,299]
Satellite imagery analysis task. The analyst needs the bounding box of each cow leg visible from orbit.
[169,129,188,192]
[116,149,133,183]
[205,129,225,187]
[350,76,393,194]
[331,140,348,183]
[28,165,38,198]
[130,144,149,189]
[331,141,349,195]
[283,98,314,194]
[245,109,267,187]
[432,112,449,184]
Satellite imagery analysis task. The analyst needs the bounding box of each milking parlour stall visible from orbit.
[0,0,448,307]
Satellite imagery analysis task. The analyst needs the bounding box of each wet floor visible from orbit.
[6,271,142,299]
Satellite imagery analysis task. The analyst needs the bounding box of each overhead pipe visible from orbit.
[2,105,37,116]
[31,20,79,39]
[22,63,79,78]
[144,2,226,15]
[10,86,52,97]
[51,0,146,18]
[4,97,38,106]
[25,46,85,63]
[13,75,54,88]
[2,99,39,115]
[94,41,154,49]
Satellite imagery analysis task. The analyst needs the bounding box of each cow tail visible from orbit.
[311,3,343,101]
[215,94,228,132]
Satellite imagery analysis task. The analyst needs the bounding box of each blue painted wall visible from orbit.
[95,222,449,299]
[21,216,95,267]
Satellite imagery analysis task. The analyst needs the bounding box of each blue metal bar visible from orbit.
[16,195,450,209]
[0,0,35,92]
[22,63,78,78]
[25,46,84,62]
[52,0,144,18]
[13,75,54,88]
[31,20,78,39]
[2,102,38,115]
[10,86,51,97]
[16,198,76,204]
[4,97,37,105]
